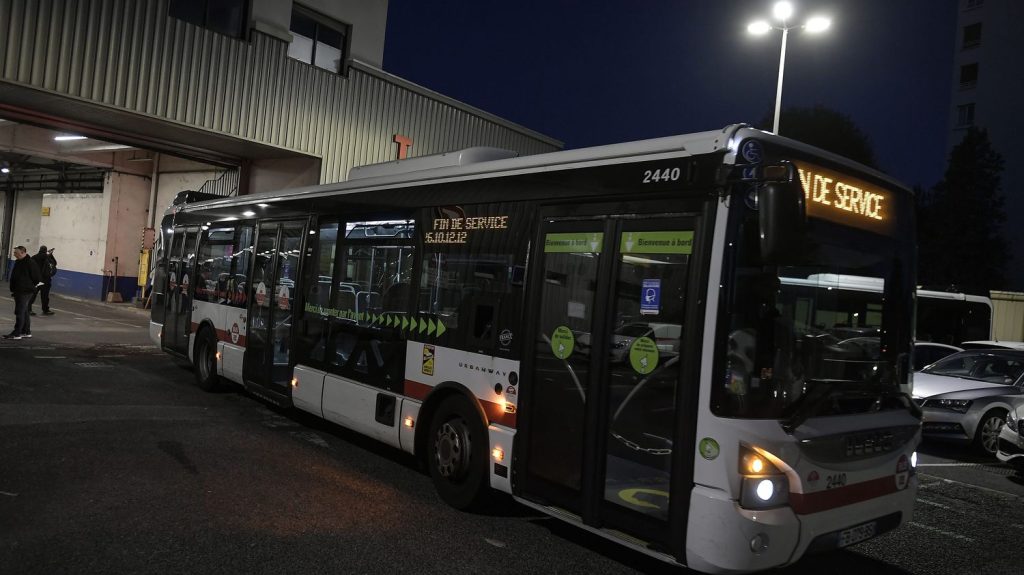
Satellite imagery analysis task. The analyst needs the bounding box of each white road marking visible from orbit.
[916,498,953,510]
[919,473,1024,499]
[0,491,18,497]
[66,314,142,328]
[909,522,974,542]
[34,356,67,359]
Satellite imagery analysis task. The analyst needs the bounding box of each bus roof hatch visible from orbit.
[347,147,518,181]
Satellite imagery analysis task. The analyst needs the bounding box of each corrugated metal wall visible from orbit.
[991,291,1024,341]
[0,0,560,183]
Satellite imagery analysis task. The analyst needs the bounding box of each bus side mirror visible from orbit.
[758,180,806,264]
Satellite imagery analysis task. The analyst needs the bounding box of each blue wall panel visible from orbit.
[50,270,138,303]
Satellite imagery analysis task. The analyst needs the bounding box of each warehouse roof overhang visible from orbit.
[0,81,316,168]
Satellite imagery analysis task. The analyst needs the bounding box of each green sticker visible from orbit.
[629,336,659,375]
[544,232,604,253]
[620,231,694,254]
[699,438,720,460]
[551,326,575,359]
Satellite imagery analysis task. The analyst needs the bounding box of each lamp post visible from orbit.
[748,2,831,134]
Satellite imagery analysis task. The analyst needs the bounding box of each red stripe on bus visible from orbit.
[404,379,432,401]
[789,475,902,515]
[189,323,247,346]
[403,379,517,428]
[215,328,246,347]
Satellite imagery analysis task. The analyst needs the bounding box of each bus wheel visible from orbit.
[427,395,489,510]
[974,409,1006,456]
[193,328,221,391]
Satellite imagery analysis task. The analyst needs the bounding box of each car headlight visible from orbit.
[926,399,972,413]
[738,446,790,509]
[1007,410,1020,433]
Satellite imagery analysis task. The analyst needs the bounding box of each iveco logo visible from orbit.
[845,431,895,457]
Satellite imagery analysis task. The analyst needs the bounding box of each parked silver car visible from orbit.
[913,350,1024,455]
[913,341,963,371]
[959,340,1024,351]
[996,397,1024,470]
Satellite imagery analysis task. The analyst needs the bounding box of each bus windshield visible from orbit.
[714,191,914,420]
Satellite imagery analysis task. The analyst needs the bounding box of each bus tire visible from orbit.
[193,327,221,392]
[427,395,490,510]
[973,408,1006,456]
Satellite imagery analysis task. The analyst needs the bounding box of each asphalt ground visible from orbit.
[1,287,1022,574]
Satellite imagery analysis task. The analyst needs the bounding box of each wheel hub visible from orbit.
[435,421,469,479]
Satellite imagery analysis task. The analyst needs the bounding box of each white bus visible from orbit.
[150,125,921,573]
[778,273,992,364]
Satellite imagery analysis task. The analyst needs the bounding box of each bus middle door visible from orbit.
[243,220,306,399]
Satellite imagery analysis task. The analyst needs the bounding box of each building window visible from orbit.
[962,23,982,49]
[959,63,978,88]
[287,6,349,74]
[956,103,975,127]
[168,0,247,38]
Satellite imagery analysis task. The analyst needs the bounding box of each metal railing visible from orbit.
[196,170,239,197]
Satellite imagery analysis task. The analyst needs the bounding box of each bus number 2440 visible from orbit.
[642,167,682,184]
[826,473,848,489]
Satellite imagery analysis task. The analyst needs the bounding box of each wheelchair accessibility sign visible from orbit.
[640,278,661,315]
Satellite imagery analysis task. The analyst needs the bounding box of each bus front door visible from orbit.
[243,220,306,397]
[519,212,700,556]
[162,228,199,357]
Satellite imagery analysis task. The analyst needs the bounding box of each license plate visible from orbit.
[838,521,877,547]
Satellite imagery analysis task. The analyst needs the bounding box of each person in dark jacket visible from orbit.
[29,245,56,316]
[5,245,43,340]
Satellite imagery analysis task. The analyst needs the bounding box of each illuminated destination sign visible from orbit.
[796,162,894,235]
[425,215,509,244]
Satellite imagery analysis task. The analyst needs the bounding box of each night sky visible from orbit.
[383,0,958,191]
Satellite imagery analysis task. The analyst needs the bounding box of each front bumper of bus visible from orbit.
[685,477,917,574]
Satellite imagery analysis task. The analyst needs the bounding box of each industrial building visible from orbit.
[0,0,560,301]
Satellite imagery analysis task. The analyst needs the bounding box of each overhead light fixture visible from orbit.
[54,134,88,141]
[1,167,9,174]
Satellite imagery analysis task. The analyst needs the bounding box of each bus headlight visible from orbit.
[739,445,790,509]
[741,476,789,509]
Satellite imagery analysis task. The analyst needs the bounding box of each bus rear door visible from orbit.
[517,207,704,557]
[162,227,200,357]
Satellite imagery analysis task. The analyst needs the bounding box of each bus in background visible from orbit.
[150,125,921,574]
[777,275,992,367]
[915,288,992,346]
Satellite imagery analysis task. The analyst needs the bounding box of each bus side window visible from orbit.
[196,227,236,304]
[419,253,511,354]
[229,225,255,308]
[320,219,415,392]
[298,222,340,365]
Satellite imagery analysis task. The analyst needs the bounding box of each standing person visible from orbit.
[29,245,57,315]
[5,246,43,340]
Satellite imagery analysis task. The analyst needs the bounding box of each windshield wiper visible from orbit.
[780,380,921,434]
[780,379,879,434]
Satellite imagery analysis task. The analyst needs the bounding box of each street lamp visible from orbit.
[748,2,831,134]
